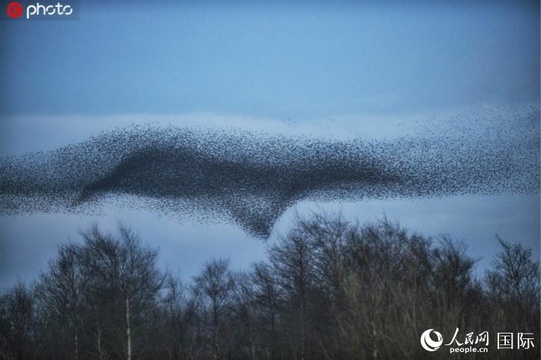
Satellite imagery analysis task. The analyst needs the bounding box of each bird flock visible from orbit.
[1,108,539,238]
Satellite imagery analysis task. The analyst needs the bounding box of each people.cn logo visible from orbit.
[420,329,444,352]
[5,1,76,19]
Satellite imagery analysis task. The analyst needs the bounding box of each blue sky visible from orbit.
[0,0,539,287]
[2,1,538,118]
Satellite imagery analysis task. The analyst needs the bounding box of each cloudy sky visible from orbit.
[0,0,539,288]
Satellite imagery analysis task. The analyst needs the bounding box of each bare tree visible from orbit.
[36,243,86,360]
[431,236,481,332]
[159,273,200,360]
[0,281,35,360]
[295,212,354,359]
[3,214,539,360]
[193,258,235,360]
[78,223,164,360]
[486,236,540,331]
[251,262,282,360]
[269,224,316,360]
[338,218,443,359]
[230,271,259,360]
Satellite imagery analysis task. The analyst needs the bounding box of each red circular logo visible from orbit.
[6,2,24,19]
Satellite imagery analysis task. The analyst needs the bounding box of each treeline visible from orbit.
[1,214,539,360]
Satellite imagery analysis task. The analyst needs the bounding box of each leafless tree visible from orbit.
[77,223,164,360]
[193,258,235,360]
[486,236,540,337]
[35,243,87,360]
[269,223,317,360]
[0,281,35,360]
[2,214,539,360]
[250,262,282,360]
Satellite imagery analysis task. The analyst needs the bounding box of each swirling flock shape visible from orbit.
[0,110,539,238]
